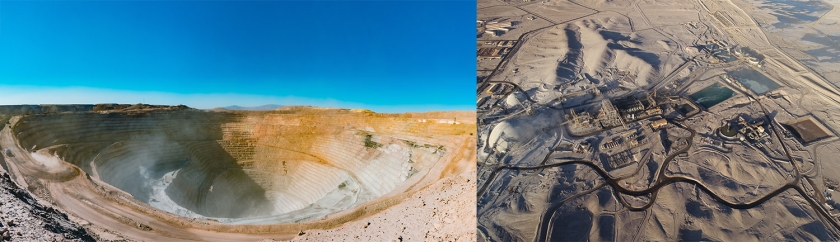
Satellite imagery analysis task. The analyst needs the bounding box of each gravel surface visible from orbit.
[290,172,477,242]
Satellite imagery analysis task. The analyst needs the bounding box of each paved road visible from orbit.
[478,114,839,241]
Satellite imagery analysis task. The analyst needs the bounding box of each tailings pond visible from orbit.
[690,83,735,109]
[728,67,780,94]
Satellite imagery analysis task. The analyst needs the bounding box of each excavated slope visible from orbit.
[8,107,474,226]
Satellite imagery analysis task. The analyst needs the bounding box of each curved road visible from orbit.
[478,115,840,241]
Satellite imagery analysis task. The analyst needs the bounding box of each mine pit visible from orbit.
[13,111,427,221]
[0,107,475,240]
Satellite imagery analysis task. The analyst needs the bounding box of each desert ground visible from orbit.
[0,105,475,241]
[478,0,840,241]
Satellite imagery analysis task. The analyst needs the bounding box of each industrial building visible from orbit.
[651,119,668,130]
[477,47,509,58]
[737,116,769,141]
[599,99,624,128]
[497,40,515,48]
[719,123,738,140]
[568,109,594,128]
[478,20,514,37]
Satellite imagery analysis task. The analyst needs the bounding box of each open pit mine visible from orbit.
[0,105,476,241]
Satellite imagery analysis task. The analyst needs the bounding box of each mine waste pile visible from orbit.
[0,105,475,241]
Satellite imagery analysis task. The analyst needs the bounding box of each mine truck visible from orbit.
[4,148,11,157]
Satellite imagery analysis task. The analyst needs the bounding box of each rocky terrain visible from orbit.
[0,172,94,241]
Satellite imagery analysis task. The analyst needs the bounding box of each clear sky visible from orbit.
[0,0,475,112]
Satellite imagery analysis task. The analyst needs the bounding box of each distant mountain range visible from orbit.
[217,104,284,111]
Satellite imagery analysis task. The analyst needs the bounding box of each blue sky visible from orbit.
[0,0,475,112]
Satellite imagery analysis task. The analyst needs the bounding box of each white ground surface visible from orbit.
[478,0,840,240]
[291,172,476,242]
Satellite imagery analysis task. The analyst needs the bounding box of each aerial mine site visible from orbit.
[0,105,476,241]
[477,0,840,241]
